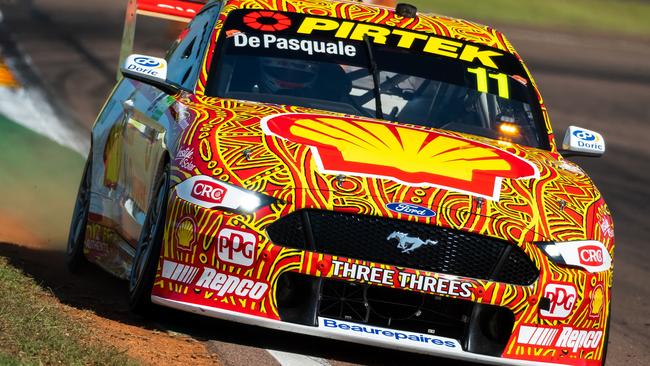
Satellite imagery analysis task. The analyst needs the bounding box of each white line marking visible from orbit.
[267,349,330,366]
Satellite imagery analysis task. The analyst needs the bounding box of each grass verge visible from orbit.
[0,257,138,365]
[410,0,650,36]
[0,115,84,247]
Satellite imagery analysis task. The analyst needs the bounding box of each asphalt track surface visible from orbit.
[1,1,649,365]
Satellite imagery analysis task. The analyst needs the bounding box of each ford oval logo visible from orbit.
[386,203,436,218]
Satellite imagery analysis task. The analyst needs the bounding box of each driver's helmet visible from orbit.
[259,58,320,93]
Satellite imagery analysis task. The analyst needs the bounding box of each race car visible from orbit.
[67,0,615,365]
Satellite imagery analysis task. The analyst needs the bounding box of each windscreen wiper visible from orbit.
[363,35,383,120]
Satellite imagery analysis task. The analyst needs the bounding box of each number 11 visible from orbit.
[467,67,510,99]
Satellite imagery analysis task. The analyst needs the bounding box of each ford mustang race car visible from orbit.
[67,0,615,365]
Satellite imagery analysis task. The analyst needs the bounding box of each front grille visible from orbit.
[319,278,472,340]
[267,210,538,286]
[276,273,516,357]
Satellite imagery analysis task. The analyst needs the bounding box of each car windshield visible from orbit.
[207,10,548,149]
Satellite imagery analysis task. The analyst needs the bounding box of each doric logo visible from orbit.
[387,232,438,254]
[261,113,539,201]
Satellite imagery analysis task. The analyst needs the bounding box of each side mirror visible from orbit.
[120,54,179,94]
[560,126,606,157]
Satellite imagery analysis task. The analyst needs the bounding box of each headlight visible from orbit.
[175,175,275,214]
[537,240,612,273]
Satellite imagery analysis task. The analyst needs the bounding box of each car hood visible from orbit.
[176,98,603,243]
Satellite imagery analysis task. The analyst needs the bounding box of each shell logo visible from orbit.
[175,217,197,251]
[590,285,604,318]
[262,114,539,200]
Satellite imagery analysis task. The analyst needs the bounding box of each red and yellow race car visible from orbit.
[67,0,615,364]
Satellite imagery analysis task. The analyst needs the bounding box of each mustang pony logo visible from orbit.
[261,113,539,200]
[387,232,438,253]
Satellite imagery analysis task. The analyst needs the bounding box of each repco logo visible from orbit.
[195,268,268,300]
[191,180,226,204]
[579,246,604,266]
[217,227,256,267]
[541,283,577,319]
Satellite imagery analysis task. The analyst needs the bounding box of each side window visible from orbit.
[166,5,220,91]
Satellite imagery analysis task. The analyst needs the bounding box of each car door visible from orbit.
[115,5,222,245]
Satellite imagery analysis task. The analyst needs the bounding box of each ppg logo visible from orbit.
[133,57,161,68]
[573,130,597,142]
[216,227,256,267]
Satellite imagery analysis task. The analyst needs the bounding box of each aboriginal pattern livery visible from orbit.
[79,1,614,366]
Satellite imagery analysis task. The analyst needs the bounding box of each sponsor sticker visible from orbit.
[319,318,462,351]
[579,245,606,267]
[217,227,257,267]
[516,325,603,353]
[161,260,201,285]
[190,179,227,205]
[295,16,503,69]
[562,126,605,155]
[175,147,196,171]
[589,285,604,318]
[243,11,292,32]
[194,268,268,300]
[175,175,263,212]
[331,260,473,298]
[175,217,197,251]
[386,203,436,218]
[123,54,168,79]
[540,283,576,319]
[262,113,539,201]
[232,32,358,57]
[548,240,612,273]
[599,216,614,239]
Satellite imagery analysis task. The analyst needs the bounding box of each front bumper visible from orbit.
[152,193,610,366]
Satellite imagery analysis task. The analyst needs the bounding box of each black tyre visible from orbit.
[601,305,611,365]
[129,162,170,314]
[66,155,92,272]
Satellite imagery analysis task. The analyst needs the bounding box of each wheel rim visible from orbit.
[68,164,91,256]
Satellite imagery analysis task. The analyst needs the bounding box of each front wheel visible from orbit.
[66,155,92,272]
[129,162,170,314]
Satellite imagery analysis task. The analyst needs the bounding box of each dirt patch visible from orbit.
[62,305,219,366]
[0,242,221,366]
[0,212,43,247]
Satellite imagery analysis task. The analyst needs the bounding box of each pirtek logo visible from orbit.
[217,227,256,267]
[517,326,603,353]
[540,283,576,319]
[579,245,604,267]
[191,180,226,204]
[296,17,503,69]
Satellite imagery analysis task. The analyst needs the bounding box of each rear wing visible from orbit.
[118,0,207,79]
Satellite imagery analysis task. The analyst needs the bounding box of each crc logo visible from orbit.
[579,245,604,267]
[217,227,256,267]
[191,180,226,204]
[133,56,161,68]
[572,130,599,142]
[541,283,577,319]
